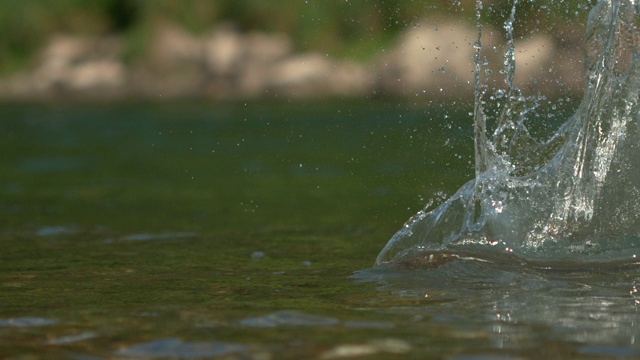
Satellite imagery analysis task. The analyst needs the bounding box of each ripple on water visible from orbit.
[239,311,339,328]
[102,232,198,243]
[46,332,97,345]
[0,317,57,327]
[342,320,395,329]
[114,338,248,359]
[19,156,85,173]
[35,226,76,237]
[578,345,640,358]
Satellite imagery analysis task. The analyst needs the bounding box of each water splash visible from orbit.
[377,0,640,265]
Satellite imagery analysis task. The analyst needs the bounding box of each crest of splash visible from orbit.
[377,0,640,265]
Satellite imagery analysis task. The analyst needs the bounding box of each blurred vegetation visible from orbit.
[0,0,593,76]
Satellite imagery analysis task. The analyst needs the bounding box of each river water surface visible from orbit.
[3,1,640,357]
[3,100,638,359]
[0,101,467,358]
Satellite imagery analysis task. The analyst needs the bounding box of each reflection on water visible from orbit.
[0,317,58,327]
[46,332,98,345]
[115,338,249,359]
[356,255,640,357]
[239,311,340,328]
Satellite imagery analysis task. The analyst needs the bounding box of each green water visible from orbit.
[3,101,639,359]
[1,101,474,358]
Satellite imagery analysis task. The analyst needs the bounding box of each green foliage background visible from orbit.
[0,0,592,75]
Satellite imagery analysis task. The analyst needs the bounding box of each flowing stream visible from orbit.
[5,1,640,357]
[377,0,640,265]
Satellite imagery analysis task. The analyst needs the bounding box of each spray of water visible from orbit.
[377,0,640,265]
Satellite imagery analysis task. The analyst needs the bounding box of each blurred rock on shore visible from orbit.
[0,21,584,102]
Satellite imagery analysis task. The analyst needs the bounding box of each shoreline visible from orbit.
[0,20,584,102]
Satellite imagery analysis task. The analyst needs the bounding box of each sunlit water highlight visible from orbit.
[377,0,640,265]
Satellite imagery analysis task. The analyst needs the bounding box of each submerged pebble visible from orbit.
[46,332,97,345]
[320,339,411,359]
[115,338,248,358]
